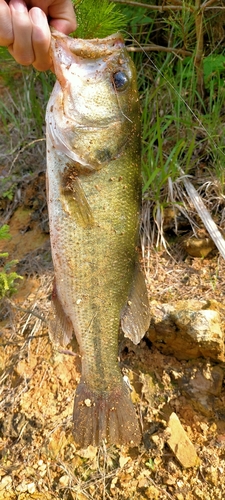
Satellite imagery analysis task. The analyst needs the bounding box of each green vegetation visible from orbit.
[0,226,23,299]
[72,0,126,38]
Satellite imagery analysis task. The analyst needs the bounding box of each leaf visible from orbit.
[0,224,11,240]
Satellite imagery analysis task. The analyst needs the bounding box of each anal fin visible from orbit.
[121,265,150,345]
[49,278,74,348]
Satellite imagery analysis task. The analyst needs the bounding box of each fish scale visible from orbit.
[46,30,150,447]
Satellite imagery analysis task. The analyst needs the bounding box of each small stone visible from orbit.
[206,465,218,486]
[165,476,176,485]
[16,480,28,493]
[39,470,47,478]
[209,423,217,433]
[194,486,204,499]
[59,475,70,487]
[110,476,118,490]
[119,455,130,468]
[38,461,47,478]
[145,485,160,499]
[84,398,92,407]
[77,445,98,460]
[88,484,96,494]
[137,476,148,488]
[27,482,36,494]
[38,463,47,472]
[0,476,12,491]
[24,466,35,476]
[166,413,198,468]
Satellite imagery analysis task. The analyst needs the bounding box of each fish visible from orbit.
[46,29,150,448]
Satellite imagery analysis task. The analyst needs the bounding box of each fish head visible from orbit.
[47,30,140,170]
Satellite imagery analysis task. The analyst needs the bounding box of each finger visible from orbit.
[29,7,51,71]
[0,0,13,46]
[49,0,77,34]
[29,0,77,34]
[8,0,34,66]
[50,16,77,35]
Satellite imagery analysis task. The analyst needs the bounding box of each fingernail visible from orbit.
[29,7,47,26]
[10,0,27,13]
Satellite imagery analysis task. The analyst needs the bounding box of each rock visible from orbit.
[177,364,224,416]
[182,235,215,257]
[147,300,224,361]
[166,412,198,468]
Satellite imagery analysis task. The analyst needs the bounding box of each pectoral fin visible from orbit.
[49,278,74,348]
[121,266,150,345]
[61,166,94,228]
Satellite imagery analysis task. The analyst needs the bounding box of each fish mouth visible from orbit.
[50,28,124,60]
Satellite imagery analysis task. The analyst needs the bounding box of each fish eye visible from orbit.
[112,71,129,91]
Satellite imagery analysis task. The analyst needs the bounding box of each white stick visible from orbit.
[180,170,225,260]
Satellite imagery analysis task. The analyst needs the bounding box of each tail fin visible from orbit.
[73,378,141,448]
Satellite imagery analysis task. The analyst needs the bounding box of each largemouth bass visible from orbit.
[46,30,150,447]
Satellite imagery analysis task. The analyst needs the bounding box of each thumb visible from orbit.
[48,0,77,34]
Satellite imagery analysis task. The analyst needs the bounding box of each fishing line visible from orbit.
[122,29,225,160]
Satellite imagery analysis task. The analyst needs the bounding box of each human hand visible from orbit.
[0,0,77,70]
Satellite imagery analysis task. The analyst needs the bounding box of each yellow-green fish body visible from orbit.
[46,31,150,447]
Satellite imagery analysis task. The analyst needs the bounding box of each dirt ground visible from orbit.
[0,164,225,500]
